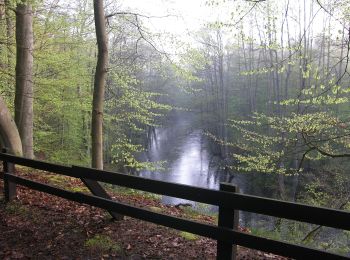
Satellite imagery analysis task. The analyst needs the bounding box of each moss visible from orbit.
[46,174,69,186]
[46,175,89,193]
[15,165,31,172]
[105,185,161,200]
[179,231,199,241]
[85,234,122,253]
[5,202,29,216]
[181,206,200,218]
[332,246,350,256]
[148,206,163,213]
[5,202,42,224]
[68,186,89,193]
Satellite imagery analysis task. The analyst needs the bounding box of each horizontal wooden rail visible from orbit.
[5,173,347,260]
[72,166,350,231]
[0,153,348,231]
[0,153,72,174]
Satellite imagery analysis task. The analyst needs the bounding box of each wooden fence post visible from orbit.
[2,148,17,201]
[81,178,124,220]
[217,182,239,260]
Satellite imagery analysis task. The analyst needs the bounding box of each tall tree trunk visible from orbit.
[5,0,14,89]
[0,96,22,155]
[15,3,34,159]
[91,0,108,169]
[216,30,227,158]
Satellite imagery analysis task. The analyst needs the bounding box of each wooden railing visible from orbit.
[0,151,349,259]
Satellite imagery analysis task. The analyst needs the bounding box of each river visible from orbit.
[135,113,348,251]
[138,113,274,228]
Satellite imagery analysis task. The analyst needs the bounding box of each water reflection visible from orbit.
[138,115,275,228]
[140,116,234,207]
[136,115,347,248]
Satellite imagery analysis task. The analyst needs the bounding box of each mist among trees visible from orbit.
[0,0,349,254]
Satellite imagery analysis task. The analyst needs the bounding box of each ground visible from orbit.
[0,167,287,259]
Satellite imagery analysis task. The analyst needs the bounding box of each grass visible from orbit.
[85,234,122,253]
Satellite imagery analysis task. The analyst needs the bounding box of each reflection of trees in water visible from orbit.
[207,154,234,186]
[145,125,157,149]
[140,117,284,226]
[140,123,282,228]
[139,122,349,246]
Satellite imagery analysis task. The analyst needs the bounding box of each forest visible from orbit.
[0,0,349,257]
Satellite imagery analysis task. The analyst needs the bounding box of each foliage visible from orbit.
[229,111,350,175]
[105,55,172,171]
[0,0,175,170]
[32,1,94,165]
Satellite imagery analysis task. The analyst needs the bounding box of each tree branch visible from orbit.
[106,11,175,19]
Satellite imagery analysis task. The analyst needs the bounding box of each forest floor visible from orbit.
[0,167,288,259]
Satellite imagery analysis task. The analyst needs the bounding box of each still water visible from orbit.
[137,114,347,249]
[138,115,271,227]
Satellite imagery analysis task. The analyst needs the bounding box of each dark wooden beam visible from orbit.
[2,148,16,201]
[217,183,239,260]
[81,178,124,220]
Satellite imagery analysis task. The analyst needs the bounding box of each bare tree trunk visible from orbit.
[241,31,250,113]
[216,30,227,158]
[15,3,34,159]
[5,0,14,89]
[91,0,108,169]
[0,96,22,155]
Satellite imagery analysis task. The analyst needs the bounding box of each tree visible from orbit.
[15,2,34,158]
[33,0,94,164]
[0,96,22,155]
[103,13,173,172]
[91,0,108,169]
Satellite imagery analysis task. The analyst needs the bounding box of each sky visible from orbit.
[119,0,215,36]
[117,0,244,54]
[117,0,344,55]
